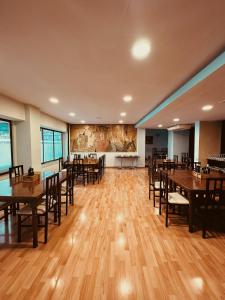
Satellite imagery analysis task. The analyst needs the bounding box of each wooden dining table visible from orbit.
[0,170,67,247]
[68,158,99,168]
[164,169,225,232]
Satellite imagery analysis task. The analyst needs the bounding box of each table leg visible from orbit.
[32,206,38,248]
[188,192,194,233]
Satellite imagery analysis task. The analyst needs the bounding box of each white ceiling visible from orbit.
[139,65,225,128]
[0,0,225,124]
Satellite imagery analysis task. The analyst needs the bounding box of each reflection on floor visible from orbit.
[0,168,225,299]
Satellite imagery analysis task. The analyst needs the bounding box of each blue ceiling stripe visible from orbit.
[136,51,225,127]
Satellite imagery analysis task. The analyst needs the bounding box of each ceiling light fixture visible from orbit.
[118,120,124,124]
[69,112,75,117]
[202,105,213,111]
[131,38,151,60]
[120,112,127,117]
[49,97,59,104]
[81,120,85,124]
[173,118,180,122]
[123,95,133,103]
[158,124,163,128]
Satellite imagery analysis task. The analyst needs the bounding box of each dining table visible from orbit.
[0,170,67,247]
[156,159,186,169]
[164,169,225,232]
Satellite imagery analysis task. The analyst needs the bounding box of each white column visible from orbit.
[16,105,41,172]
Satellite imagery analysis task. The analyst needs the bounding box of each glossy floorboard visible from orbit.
[0,168,225,299]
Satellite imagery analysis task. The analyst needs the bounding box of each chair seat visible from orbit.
[154,181,164,189]
[168,192,189,205]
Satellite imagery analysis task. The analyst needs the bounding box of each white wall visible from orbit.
[0,94,68,173]
[173,131,189,161]
[70,128,146,168]
[0,94,25,121]
[40,112,67,132]
[168,130,189,160]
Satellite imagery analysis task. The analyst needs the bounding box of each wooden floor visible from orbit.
[0,168,225,299]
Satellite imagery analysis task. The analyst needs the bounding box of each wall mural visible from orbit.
[70,124,137,152]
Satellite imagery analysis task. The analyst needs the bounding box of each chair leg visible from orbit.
[44,212,48,243]
[17,215,21,242]
[4,208,8,222]
[153,190,156,207]
[165,203,169,227]
[202,214,206,238]
[66,194,68,215]
[54,204,57,223]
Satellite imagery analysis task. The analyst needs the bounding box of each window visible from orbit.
[41,128,63,163]
[0,119,13,173]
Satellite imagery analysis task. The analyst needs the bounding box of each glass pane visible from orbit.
[43,129,54,162]
[0,120,12,173]
[54,131,62,159]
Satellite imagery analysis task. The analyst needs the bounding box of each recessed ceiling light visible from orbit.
[158,124,163,128]
[218,99,225,104]
[49,97,59,104]
[80,120,85,124]
[173,118,180,122]
[69,112,75,117]
[118,120,124,124]
[120,112,127,117]
[202,105,213,111]
[123,95,133,103]
[131,38,151,60]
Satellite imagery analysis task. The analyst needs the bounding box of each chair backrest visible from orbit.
[173,155,178,164]
[73,158,84,172]
[59,158,63,171]
[89,153,97,159]
[151,163,160,183]
[45,173,60,210]
[9,165,24,179]
[66,166,74,190]
[162,161,176,171]
[205,178,225,206]
[181,153,189,162]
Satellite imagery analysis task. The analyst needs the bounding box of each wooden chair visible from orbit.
[163,172,189,227]
[149,163,161,206]
[59,157,69,171]
[173,155,178,164]
[0,202,9,221]
[87,157,102,184]
[9,165,24,214]
[17,173,60,245]
[9,165,24,179]
[89,153,97,159]
[201,178,225,238]
[61,166,74,215]
[73,159,87,186]
[162,161,176,171]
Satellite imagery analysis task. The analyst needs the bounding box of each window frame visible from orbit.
[41,127,63,164]
[0,118,13,175]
